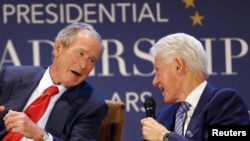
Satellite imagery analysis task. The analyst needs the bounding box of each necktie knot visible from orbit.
[44,85,59,97]
[178,102,191,114]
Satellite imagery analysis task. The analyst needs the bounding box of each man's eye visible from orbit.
[90,58,96,63]
[77,51,84,56]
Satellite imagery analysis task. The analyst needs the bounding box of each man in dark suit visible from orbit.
[0,22,108,141]
[140,33,250,141]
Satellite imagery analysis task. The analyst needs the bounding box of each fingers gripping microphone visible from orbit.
[144,97,156,118]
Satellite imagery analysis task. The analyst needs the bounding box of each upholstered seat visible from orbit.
[97,100,125,141]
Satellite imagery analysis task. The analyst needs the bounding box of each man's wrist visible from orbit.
[163,131,174,141]
[41,131,49,141]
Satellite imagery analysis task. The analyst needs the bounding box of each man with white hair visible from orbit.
[141,33,250,141]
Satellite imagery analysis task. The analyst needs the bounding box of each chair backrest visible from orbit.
[97,100,125,141]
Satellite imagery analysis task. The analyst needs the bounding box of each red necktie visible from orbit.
[3,85,59,141]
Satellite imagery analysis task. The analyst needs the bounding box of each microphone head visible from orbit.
[144,97,156,118]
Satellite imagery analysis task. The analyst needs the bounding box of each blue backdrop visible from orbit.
[1,0,250,140]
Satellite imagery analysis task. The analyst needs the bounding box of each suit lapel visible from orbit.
[45,94,72,137]
[45,86,80,136]
[45,82,94,137]
[186,82,216,136]
[4,69,45,111]
[157,103,180,131]
[168,103,180,130]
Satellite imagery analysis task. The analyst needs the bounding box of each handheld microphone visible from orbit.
[144,97,156,118]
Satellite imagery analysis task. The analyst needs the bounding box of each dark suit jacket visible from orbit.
[156,82,250,141]
[0,66,108,141]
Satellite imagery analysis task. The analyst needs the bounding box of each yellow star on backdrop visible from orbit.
[182,0,195,8]
[190,11,204,26]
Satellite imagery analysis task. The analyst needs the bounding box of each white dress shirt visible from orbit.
[21,67,67,141]
[183,80,207,135]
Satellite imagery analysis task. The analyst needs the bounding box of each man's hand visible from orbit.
[3,110,44,141]
[0,106,5,112]
[141,117,168,141]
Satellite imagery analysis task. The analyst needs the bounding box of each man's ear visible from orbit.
[54,40,61,50]
[174,57,184,72]
[52,40,62,57]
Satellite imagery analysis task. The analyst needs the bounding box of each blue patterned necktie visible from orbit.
[174,102,191,136]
